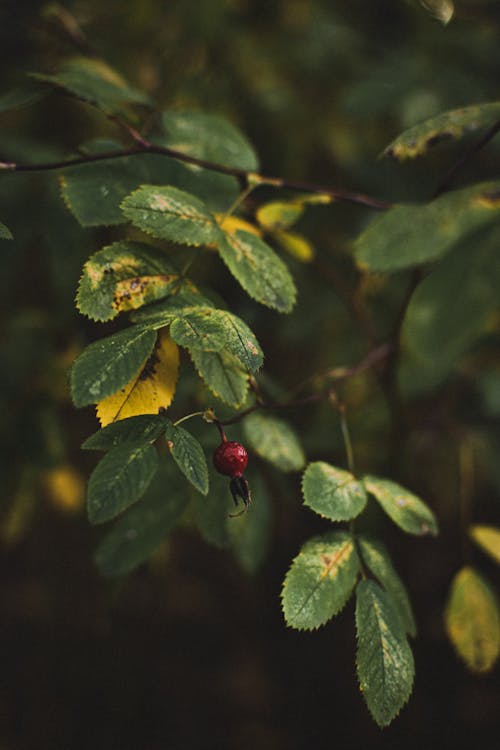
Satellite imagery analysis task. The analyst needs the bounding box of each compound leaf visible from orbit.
[96,330,179,426]
[71,325,157,407]
[445,566,500,673]
[121,184,220,246]
[363,475,438,536]
[302,462,367,521]
[87,442,158,524]
[281,530,359,630]
[356,579,415,727]
[77,241,179,322]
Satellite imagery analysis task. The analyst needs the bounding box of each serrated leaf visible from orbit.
[217,230,297,313]
[131,289,215,326]
[281,530,360,630]
[216,214,261,237]
[87,442,158,524]
[363,475,438,536]
[94,468,187,577]
[420,0,454,25]
[227,471,272,574]
[384,102,500,160]
[71,325,157,408]
[356,579,415,727]
[165,423,209,495]
[256,201,304,231]
[32,57,150,116]
[358,536,417,637]
[302,461,367,521]
[77,241,179,321]
[401,229,500,385]
[170,307,263,373]
[354,181,500,273]
[189,349,249,408]
[273,230,315,263]
[121,185,220,246]
[243,413,305,472]
[96,330,179,426]
[82,414,168,451]
[161,110,258,171]
[0,222,13,240]
[445,566,500,673]
[469,525,500,566]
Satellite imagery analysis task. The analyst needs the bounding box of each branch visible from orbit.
[0,139,391,211]
[220,342,393,426]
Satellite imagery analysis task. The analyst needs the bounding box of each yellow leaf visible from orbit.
[445,566,500,673]
[96,330,179,426]
[43,464,85,513]
[256,201,303,231]
[215,214,261,237]
[470,525,500,565]
[273,230,315,263]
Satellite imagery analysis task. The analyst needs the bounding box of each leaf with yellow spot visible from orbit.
[470,525,500,565]
[273,229,315,262]
[77,241,180,322]
[445,566,500,673]
[215,213,261,237]
[256,201,304,231]
[96,330,179,426]
[281,530,360,630]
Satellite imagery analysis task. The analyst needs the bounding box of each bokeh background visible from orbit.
[1,1,500,748]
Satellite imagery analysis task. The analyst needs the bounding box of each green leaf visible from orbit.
[400,229,500,385]
[76,241,179,322]
[169,307,263,373]
[189,349,249,408]
[355,579,415,727]
[445,566,500,673]
[121,185,220,246]
[358,536,417,637]
[161,110,258,171]
[94,467,187,577]
[354,181,500,273]
[217,230,297,313]
[256,201,304,231]
[82,414,168,451]
[32,57,150,115]
[281,530,360,630]
[227,471,272,574]
[469,525,500,566]
[0,222,13,240]
[71,326,157,407]
[363,475,438,536]
[131,290,215,326]
[384,101,500,160]
[87,442,158,524]
[302,461,367,521]
[420,0,454,25]
[165,422,209,495]
[243,413,305,472]
[0,81,46,113]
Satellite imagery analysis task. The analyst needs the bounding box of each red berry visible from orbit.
[213,441,248,478]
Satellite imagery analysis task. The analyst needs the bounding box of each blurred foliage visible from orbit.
[1,0,500,748]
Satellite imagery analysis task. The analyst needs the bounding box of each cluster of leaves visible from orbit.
[2,4,500,729]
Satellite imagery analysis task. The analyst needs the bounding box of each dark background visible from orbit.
[1,1,500,748]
